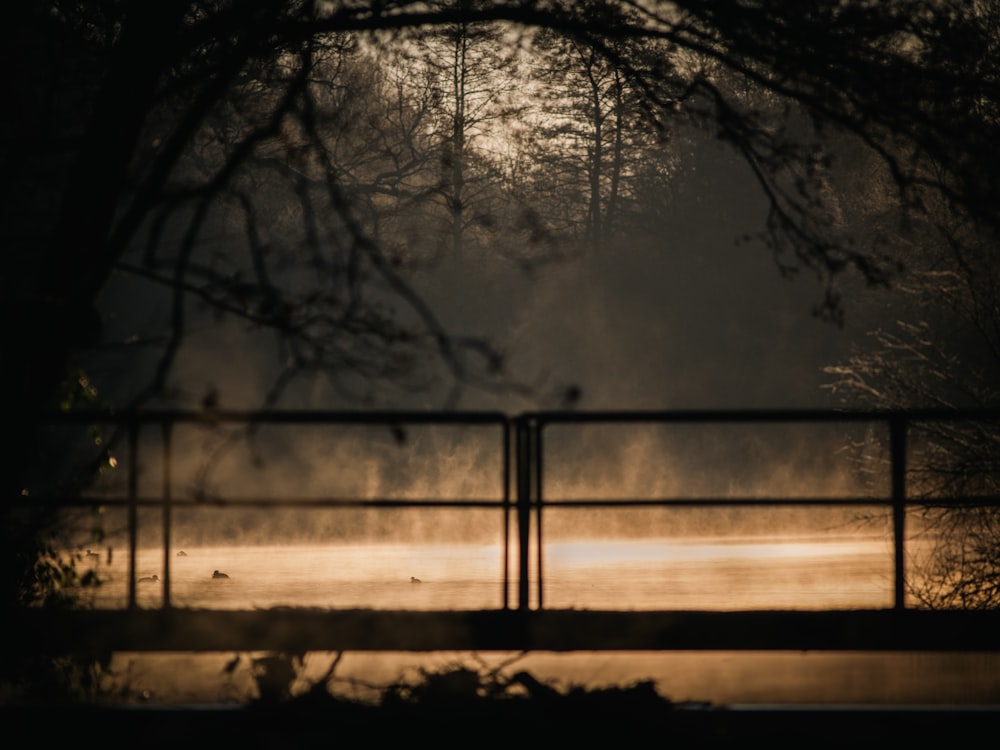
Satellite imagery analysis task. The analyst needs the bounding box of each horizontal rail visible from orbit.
[35,409,511,425]
[512,496,1000,507]
[13,608,1000,654]
[31,497,509,508]
[32,495,1000,508]
[530,408,1000,423]
[33,406,1000,425]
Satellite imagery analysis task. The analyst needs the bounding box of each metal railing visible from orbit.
[519,409,913,610]
[25,407,1000,613]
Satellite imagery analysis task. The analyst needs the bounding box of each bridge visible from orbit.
[12,407,1000,657]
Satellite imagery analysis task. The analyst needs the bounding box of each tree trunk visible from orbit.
[1,1,187,607]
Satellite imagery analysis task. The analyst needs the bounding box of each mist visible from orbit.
[72,125,897,553]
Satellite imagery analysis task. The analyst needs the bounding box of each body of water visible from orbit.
[73,535,1000,708]
[80,534,894,611]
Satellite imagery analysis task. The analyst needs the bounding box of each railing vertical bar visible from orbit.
[516,417,531,611]
[502,419,511,610]
[161,421,173,609]
[535,419,544,610]
[890,415,908,610]
[127,418,138,610]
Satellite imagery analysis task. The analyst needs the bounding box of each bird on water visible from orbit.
[410,576,422,583]
[212,570,230,579]
[138,574,160,582]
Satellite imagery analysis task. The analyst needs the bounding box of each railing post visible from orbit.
[502,418,511,610]
[535,418,544,610]
[890,415,907,610]
[515,416,533,610]
[127,417,138,610]
[161,421,173,609]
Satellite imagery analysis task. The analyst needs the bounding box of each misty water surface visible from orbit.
[79,534,895,611]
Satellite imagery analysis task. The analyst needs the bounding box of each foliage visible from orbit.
[240,648,681,720]
[823,167,1000,609]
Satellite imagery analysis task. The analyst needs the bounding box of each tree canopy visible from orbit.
[5,1,999,410]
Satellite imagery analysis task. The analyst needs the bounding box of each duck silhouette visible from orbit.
[138,574,160,583]
[212,570,230,579]
[85,549,100,558]
[176,550,188,557]
[410,576,422,583]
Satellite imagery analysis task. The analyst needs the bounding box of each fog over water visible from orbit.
[80,536,895,612]
[84,137,890,552]
[77,128,893,555]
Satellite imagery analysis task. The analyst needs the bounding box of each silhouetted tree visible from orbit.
[823,177,1000,608]
[527,1,672,250]
[5,0,1000,615]
[398,6,525,260]
[821,2,1000,605]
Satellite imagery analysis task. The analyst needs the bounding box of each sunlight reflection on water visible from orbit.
[80,534,894,611]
